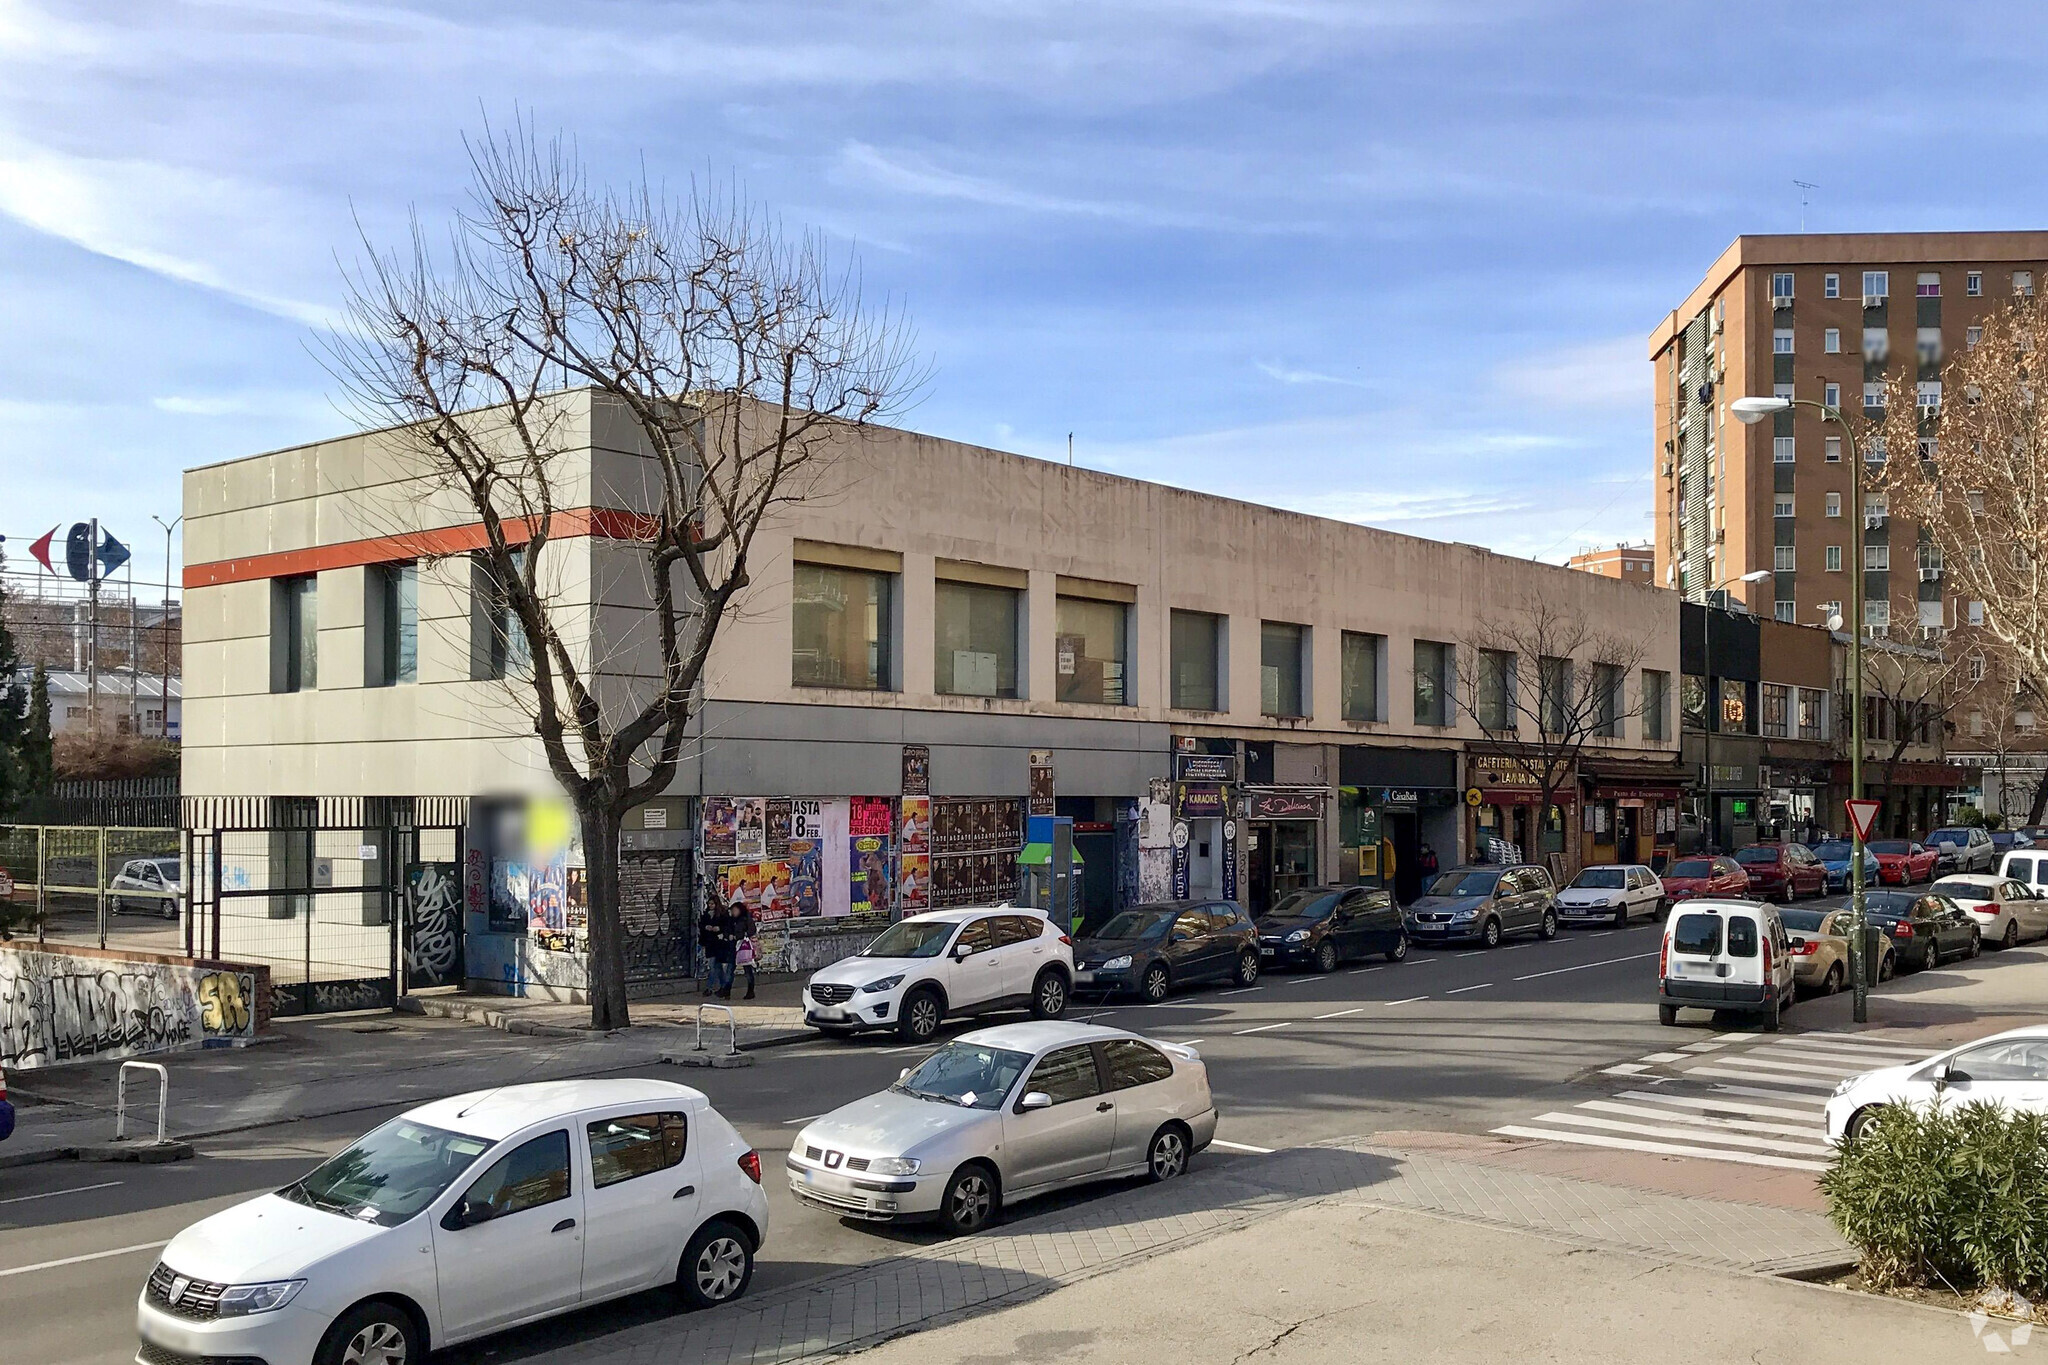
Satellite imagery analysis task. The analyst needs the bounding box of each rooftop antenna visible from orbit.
[1794,180,1819,232]
[1067,432,1074,467]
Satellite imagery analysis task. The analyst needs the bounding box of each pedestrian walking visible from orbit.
[735,907,758,1000]
[1418,842,1439,879]
[699,903,736,998]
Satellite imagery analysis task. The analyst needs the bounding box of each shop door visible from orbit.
[1387,813,1422,906]
[1073,832,1116,933]
[1615,807,1640,865]
[1248,824,1275,916]
[1271,823,1317,903]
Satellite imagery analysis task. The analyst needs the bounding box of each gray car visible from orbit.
[787,1021,1217,1234]
[1404,863,1559,947]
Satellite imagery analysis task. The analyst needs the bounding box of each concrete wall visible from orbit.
[0,943,264,1070]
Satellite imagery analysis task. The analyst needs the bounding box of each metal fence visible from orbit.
[13,777,179,828]
[0,824,182,950]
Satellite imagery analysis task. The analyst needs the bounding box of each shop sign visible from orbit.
[901,744,930,797]
[1247,790,1321,820]
[1221,819,1239,901]
[1176,752,1238,784]
[1590,785,1682,803]
[1176,783,1228,819]
[1469,754,1545,788]
[1379,788,1420,808]
[1170,821,1191,899]
[1709,764,1754,787]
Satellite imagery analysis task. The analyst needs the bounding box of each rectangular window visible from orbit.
[1968,271,1983,297]
[1761,682,1791,738]
[1865,600,1891,630]
[1826,492,1842,517]
[1825,435,1842,462]
[1824,273,1840,299]
[1864,544,1889,572]
[1970,600,1986,626]
[1866,435,1887,462]
[1771,272,1795,299]
[1968,325,1984,348]
[470,548,531,681]
[1773,436,1795,463]
[1774,600,1795,622]
[1866,491,1888,519]
[274,574,317,693]
[793,561,894,690]
[1918,381,1942,412]
[1259,620,1307,718]
[934,579,1020,698]
[1642,669,1670,742]
[1592,663,1623,738]
[1798,687,1826,740]
[1774,382,1795,400]
[1169,609,1223,711]
[1919,436,1938,460]
[1773,328,1794,354]
[1863,270,1889,300]
[1340,630,1382,722]
[1917,272,1941,298]
[1475,648,1514,732]
[1821,600,1842,625]
[370,562,417,687]
[1822,383,1841,410]
[2018,271,2036,297]
[1917,327,1943,365]
[1826,545,1842,572]
[1864,382,1887,409]
[1774,493,1794,517]
[1538,655,1571,734]
[1057,595,1130,705]
[1824,328,1841,354]
[1773,544,1796,572]
[1919,544,1944,574]
[1413,639,1452,727]
[1862,327,1889,362]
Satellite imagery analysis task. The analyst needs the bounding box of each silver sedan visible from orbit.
[787,1021,1217,1233]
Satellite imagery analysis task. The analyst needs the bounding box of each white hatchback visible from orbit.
[1828,1025,2048,1143]
[803,908,1075,1043]
[1556,864,1664,926]
[136,1079,768,1365]
[1926,873,2048,950]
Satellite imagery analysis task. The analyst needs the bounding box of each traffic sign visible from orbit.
[1844,798,1882,843]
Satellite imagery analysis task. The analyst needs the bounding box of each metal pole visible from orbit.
[1832,401,1870,1024]
[153,515,181,741]
[88,518,100,735]
[1701,603,1713,851]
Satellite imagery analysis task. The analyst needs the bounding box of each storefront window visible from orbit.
[1720,678,1751,733]
[1262,621,1307,718]
[793,562,894,690]
[1413,639,1451,726]
[934,580,1020,698]
[1341,631,1382,722]
[1170,609,1222,711]
[1056,596,1129,705]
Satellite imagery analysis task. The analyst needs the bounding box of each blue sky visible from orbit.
[5,1,2046,593]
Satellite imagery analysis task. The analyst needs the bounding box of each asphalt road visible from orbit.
[0,901,1924,1365]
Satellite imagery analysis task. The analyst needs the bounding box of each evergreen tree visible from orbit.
[23,663,52,796]
[0,566,26,814]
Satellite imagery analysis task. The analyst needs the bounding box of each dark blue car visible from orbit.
[0,1064,13,1144]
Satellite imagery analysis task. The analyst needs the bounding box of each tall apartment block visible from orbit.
[1649,232,2048,634]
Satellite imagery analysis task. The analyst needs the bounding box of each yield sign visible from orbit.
[1844,798,1882,843]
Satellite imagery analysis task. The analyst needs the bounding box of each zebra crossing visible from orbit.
[1491,1030,1936,1171]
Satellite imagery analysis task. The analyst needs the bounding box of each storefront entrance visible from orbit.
[1247,820,1317,916]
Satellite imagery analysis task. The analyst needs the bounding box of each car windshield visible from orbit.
[1862,893,1917,919]
[1570,868,1628,889]
[1268,889,1344,920]
[277,1117,491,1227]
[1812,842,1852,860]
[1426,871,1500,898]
[1931,878,1989,900]
[1778,909,1831,933]
[1867,841,1910,855]
[1734,848,1781,865]
[1929,829,1971,846]
[861,919,957,959]
[1668,859,1714,878]
[894,1041,1033,1110]
[1672,913,1722,955]
[1093,909,1175,940]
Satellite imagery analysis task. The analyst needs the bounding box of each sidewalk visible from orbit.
[396,974,811,1044]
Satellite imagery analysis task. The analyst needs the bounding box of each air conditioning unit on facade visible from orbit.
[1772,295,1794,310]
[1867,626,1890,640]
[1661,462,1674,477]
[1865,512,1887,528]
[1864,294,1886,308]
[1920,567,1942,581]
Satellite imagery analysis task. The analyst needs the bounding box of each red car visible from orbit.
[1734,844,1829,901]
[1868,839,1938,885]
[1660,855,1752,903]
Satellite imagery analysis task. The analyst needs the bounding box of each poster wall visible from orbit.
[849,796,894,916]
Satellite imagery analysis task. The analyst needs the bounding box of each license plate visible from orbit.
[815,1007,847,1021]
[1260,947,1275,956]
[140,1319,203,1354]
[1075,970,1096,983]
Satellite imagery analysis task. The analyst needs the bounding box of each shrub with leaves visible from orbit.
[1823,1101,2048,1295]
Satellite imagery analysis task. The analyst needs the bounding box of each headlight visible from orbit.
[860,974,905,994]
[1286,929,1309,943]
[1101,955,1132,970]
[214,1280,306,1317]
[1833,1078,1855,1097]
[1450,910,1475,921]
[867,1157,921,1176]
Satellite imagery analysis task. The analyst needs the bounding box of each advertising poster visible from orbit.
[850,796,893,839]
[565,867,588,931]
[1221,819,1239,903]
[899,797,930,855]
[489,859,529,933]
[898,853,930,912]
[850,833,893,915]
[788,840,823,917]
[792,798,824,840]
[901,744,930,796]
[734,798,767,859]
[702,798,738,858]
[765,799,793,857]
[528,854,566,932]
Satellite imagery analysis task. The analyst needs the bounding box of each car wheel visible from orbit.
[1141,963,1172,1003]
[160,898,179,921]
[1538,909,1558,940]
[1613,904,1629,928]
[109,896,124,916]
[1386,934,1409,963]
[1146,1123,1192,1182]
[1313,940,1339,973]
[1878,950,1895,982]
[677,1219,755,1309]
[1235,950,1260,986]
[2004,920,2021,950]
[1971,931,1984,958]
[1820,963,1843,996]
[314,1300,420,1365]
[1481,917,1502,948]
[939,1162,998,1235]
[897,989,943,1043]
[1031,970,1069,1019]
[1846,1105,1887,1142]
[1658,1003,1678,1026]
[1763,987,1782,1032]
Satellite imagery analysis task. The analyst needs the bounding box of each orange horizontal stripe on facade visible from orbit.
[183,507,660,589]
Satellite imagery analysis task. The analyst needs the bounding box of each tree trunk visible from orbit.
[579,800,632,1031]
[2029,775,2048,828]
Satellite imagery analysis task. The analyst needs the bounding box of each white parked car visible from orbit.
[789,1021,1216,1233]
[1657,898,1797,1030]
[110,856,182,919]
[136,1080,768,1365]
[1926,873,2048,950]
[1828,1025,2048,1143]
[1556,864,1664,926]
[803,908,1074,1043]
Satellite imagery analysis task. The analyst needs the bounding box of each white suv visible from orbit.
[803,908,1074,1043]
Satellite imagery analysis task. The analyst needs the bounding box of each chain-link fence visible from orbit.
[0,824,182,951]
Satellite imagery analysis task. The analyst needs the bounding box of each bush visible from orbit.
[1822,1101,2048,1295]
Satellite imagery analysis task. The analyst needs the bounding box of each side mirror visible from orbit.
[1931,1062,1953,1093]
[1017,1091,1053,1112]
[952,943,974,960]
[448,1197,495,1229]
[899,1068,912,1081]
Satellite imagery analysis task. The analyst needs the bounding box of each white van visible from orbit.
[1658,898,1797,1031]
[1999,849,2048,898]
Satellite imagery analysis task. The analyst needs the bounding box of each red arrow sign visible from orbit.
[26,525,56,575]
[1844,798,1882,843]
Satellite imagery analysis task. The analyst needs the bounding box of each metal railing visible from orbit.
[0,824,181,948]
[116,1060,170,1143]
[693,1003,739,1057]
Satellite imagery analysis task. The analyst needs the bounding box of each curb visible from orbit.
[393,996,814,1051]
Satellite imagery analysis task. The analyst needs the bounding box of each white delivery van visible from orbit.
[1658,898,1797,1031]
[1999,849,2048,899]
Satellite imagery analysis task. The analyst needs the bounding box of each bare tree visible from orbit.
[1459,595,1650,868]
[1955,642,2048,826]
[1851,639,1969,835]
[326,125,921,1029]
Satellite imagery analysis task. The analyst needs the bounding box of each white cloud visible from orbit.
[1493,335,1650,411]
[1256,360,1369,388]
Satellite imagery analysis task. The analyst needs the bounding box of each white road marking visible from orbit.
[781,1114,826,1126]
[1679,1041,1727,1052]
[1772,1040,1927,1064]
[1512,951,1658,982]
[1454,951,1487,958]
[1445,983,1491,995]
[0,1181,123,1207]
[1209,1139,1276,1154]
[1601,1063,1650,1076]
[1315,1008,1366,1020]
[1384,996,1428,1006]
[1617,1089,1822,1122]
[1346,966,1382,975]
[1704,1054,1867,1079]
[1580,1099,1821,1139]
[1233,1022,1292,1035]
[1640,1052,1688,1064]
[1270,976,1313,986]
[0,1241,168,1279]
[1170,1039,1206,1047]
[1701,1082,1829,1108]
[1799,1030,1932,1048]
[1490,1125,1828,1172]
[1683,1065,1839,1091]
[1219,987,1263,997]
[1525,1111,1832,1156]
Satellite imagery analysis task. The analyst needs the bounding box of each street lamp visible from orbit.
[1733,392,1874,1022]
[1696,568,1773,857]
[152,514,183,742]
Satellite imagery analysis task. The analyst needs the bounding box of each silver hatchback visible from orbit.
[787,1021,1217,1233]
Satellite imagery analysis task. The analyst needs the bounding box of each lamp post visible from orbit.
[1734,393,1872,1022]
[1697,569,1774,853]
[152,515,182,741]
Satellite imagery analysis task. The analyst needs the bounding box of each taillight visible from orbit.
[1058,932,1071,945]
[737,1150,762,1184]
[1893,923,1914,938]
[1763,938,1773,977]
[1791,940,1816,955]
[1658,935,1669,979]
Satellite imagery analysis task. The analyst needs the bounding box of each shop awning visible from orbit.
[1016,842,1085,867]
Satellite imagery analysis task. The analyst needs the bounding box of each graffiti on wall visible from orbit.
[403,862,464,989]
[0,949,257,1069]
